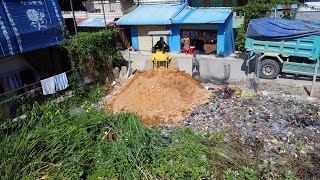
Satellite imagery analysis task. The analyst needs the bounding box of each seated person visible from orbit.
[154,37,169,51]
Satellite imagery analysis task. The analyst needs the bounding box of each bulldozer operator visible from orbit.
[154,37,169,52]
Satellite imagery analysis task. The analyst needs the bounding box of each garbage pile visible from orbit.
[110,68,210,125]
[159,83,320,158]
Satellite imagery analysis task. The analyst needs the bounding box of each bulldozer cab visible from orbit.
[148,30,172,69]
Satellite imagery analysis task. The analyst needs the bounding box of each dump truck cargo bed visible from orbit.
[245,35,320,60]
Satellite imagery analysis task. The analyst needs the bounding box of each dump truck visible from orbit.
[245,18,320,79]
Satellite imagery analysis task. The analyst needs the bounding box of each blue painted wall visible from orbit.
[169,25,181,52]
[166,25,171,51]
[217,23,225,55]
[130,26,139,50]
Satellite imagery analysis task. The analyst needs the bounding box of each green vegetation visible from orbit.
[64,30,126,82]
[0,88,211,179]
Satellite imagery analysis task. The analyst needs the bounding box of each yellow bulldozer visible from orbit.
[148,31,172,69]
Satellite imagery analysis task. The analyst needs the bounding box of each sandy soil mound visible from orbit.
[110,68,210,125]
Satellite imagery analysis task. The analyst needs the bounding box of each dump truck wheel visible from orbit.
[260,59,280,79]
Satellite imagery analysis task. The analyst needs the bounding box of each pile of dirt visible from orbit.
[109,68,210,125]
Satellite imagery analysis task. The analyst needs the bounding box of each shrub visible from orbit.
[64,30,118,82]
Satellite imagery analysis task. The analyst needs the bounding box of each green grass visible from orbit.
[0,107,210,179]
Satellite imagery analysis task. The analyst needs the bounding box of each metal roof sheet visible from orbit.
[116,4,185,25]
[77,18,114,27]
[172,8,232,24]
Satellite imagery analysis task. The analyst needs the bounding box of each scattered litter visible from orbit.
[261,91,269,96]
[307,97,318,102]
[240,88,256,98]
[12,114,27,122]
[158,83,320,161]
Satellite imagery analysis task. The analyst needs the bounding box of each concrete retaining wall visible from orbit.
[121,51,247,81]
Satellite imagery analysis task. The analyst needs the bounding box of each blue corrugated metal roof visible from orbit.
[78,18,114,27]
[173,8,232,24]
[116,4,185,25]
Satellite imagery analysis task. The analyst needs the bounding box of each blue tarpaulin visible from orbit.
[0,0,64,58]
[247,18,320,39]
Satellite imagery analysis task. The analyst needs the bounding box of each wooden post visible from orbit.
[310,61,319,97]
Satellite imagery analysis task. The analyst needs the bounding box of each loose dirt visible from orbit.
[108,68,210,125]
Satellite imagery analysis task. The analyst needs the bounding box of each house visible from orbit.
[61,0,135,29]
[117,3,186,51]
[116,3,235,56]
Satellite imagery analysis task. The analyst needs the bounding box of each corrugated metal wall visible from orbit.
[137,25,166,51]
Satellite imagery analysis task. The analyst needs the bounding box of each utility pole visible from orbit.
[70,0,78,37]
[101,0,108,30]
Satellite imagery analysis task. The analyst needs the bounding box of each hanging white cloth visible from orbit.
[54,72,69,91]
[40,77,56,95]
